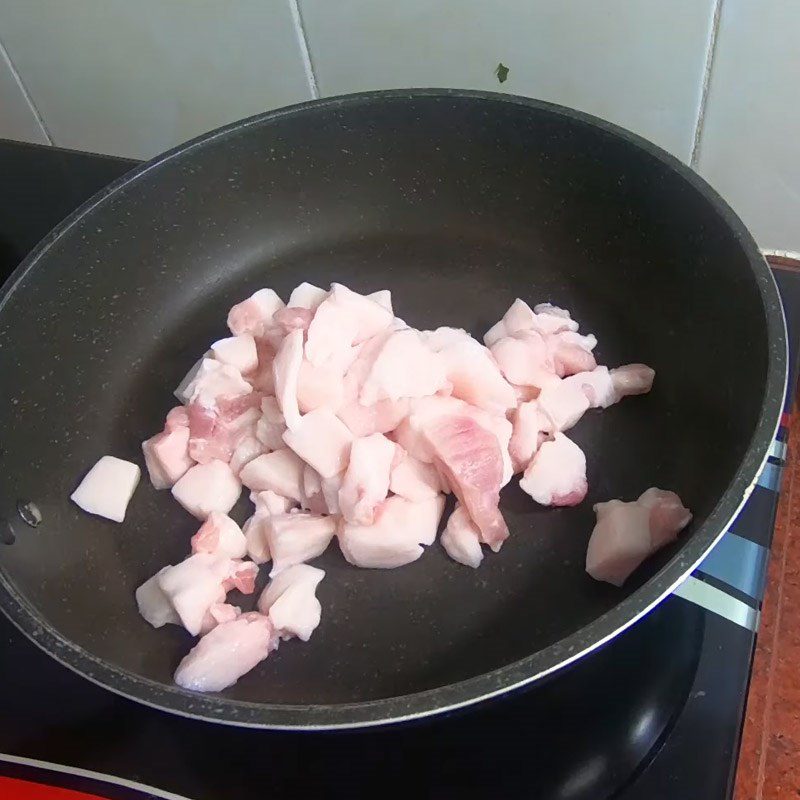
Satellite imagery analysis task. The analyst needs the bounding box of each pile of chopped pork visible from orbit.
[69,282,692,693]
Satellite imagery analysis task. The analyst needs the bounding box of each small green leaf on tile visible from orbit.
[495,62,509,84]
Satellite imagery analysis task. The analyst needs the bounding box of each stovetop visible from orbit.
[0,139,796,800]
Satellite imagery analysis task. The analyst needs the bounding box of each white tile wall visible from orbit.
[0,0,797,250]
[0,38,49,144]
[298,0,717,161]
[696,1,800,252]
[0,1,313,159]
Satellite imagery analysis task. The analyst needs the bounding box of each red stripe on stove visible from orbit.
[781,412,791,428]
[0,776,110,800]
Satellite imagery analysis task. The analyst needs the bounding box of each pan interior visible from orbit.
[0,93,770,707]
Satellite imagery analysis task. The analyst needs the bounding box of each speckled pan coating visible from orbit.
[0,89,786,728]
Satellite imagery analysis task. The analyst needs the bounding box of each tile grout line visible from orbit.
[0,32,53,146]
[755,429,796,799]
[689,0,724,168]
[288,0,319,100]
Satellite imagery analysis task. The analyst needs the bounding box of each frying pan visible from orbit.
[0,90,786,728]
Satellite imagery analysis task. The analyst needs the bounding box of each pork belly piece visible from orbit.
[393,395,513,486]
[423,327,517,415]
[255,395,287,450]
[243,490,297,564]
[422,415,508,551]
[509,400,552,473]
[586,488,691,586]
[171,460,241,519]
[359,328,449,405]
[210,334,258,374]
[490,330,557,390]
[239,448,305,502]
[190,512,247,559]
[257,564,325,641]
[142,425,194,490]
[184,358,252,408]
[265,512,337,576]
[282,408,354,478]
[154,553,237,635]
[227,289,284,337]
[71,456,140,523]
[338,495,446,568]
[338,433,396,525]
[519,432,587,507]
[135,567,179,628]
[174,612,278,693]
[272,328,304,430]
[288,282,328,310]
[441,503,484,569]
[389,452,442,501]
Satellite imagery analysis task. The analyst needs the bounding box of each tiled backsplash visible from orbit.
[0,0,797,249]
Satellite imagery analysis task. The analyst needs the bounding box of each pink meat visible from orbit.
[222,561,259,595]
[368,289,392,312]
[142,425,194,489]
[273,306,315,335]
[171,460,242,519]
[272,328,304,430]
[329,283,394,344]
[199,602,241,635]
[184,358,252,408]
[265,512,337,576]
[297,359,346,413]
[227,288,284,337]
[243,490,297,564]
[611,363,655,398]
[228,435,266,476]
[393,395,513,486]
[336,397,410,437]
[164,405,190,432]
[519,433,587,507]
[304,295,360,367]
[282,408,354,478]
[389,452,442,501]
[155,553,236,635]
[549,339,597,378]
[190,512,247,559]
[423,415,508,551]
[359,329,449,405]
[187,393,261,464]
[174,612,278,693]
[440,503,484,569]
[423,327,517,415]
[338,433,396,525]
[210,334,258,374]
[135,567,179,628]
[567,366,617,409]
[536,378,591,432]
[509,401,552,473]
[585,488,691,586]
[484,298,580,347]
[338,494,446,569]
[257,564,325,641]
[288,282,328,310]
[638,487,693,548]
[239,448,305,502]
[490,331,558,390]
[255,395,287,450]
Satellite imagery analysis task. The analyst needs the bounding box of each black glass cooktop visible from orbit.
[0,139,796,800]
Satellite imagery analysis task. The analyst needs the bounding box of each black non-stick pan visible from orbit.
[0,90,786,728]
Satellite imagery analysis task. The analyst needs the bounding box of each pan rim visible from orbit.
[0,88,788,728]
